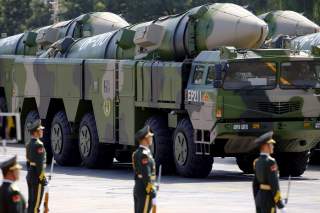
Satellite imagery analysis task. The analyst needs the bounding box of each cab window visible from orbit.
[192,65,205,84]
[206,66,215,84]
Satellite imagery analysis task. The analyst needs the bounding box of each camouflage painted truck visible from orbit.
[5,3,320,178]
[10,46,320,178]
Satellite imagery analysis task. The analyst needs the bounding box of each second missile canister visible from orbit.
[63,3,268,60]
[259,10,320,39]
[290,32,320,52]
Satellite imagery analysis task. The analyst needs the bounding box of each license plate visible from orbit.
[315,123,320,129]
[233,124,248,130]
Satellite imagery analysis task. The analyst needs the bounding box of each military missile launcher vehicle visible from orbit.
[259,10,320,40]
[1,3,320,178]
[8,46,320,178]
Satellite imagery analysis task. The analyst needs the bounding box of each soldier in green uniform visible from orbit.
[253,131,287,213]
[132,126,157,213]
[0,155,27,213]
[25,119,47,213]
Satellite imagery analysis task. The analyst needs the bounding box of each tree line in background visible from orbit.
[0,0,320,36]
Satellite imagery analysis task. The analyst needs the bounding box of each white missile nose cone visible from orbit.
[297,21,320,35]
[235,16,269,48]
[205,3,269,49]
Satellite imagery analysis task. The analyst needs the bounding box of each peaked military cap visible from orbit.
[0,155,22,174]
[135,125,154,142]
[254,131,276,147]
[27,119,45,132]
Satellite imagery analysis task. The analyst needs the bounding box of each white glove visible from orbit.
[280,208,287,213]
[152,198,157,205]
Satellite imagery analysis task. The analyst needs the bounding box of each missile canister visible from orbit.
[290,32,320,52]
[259,10,320,39]
[0,12,129,56]
[64,3,268,61]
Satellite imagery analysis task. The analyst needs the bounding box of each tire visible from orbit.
[276,151,310,177]
[236,154,258,174]
[78,113,115,169]
[23,111,39,145]
[50,111,81,166]
[173,118,213,178]
[145,116,175,174]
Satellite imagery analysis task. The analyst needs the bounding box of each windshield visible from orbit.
[223,61,277,90]
[280,61,320,89]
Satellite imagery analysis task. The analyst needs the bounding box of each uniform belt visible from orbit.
[135,174,143,179]
[260,184,271,190]
[28,161,36,166]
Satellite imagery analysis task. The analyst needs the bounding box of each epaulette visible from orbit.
[10,183,20,192]
[36,139,44,145]
[267,155,276,162]
[142,149,149,155]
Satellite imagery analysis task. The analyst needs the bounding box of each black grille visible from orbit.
[257,102,301,114]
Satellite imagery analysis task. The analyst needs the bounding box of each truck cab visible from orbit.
[179,47,320,176]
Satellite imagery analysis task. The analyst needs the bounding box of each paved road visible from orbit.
[1,144,320,213]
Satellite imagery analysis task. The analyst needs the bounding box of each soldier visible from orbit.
[132,126,157,213]
[0,155,27,213]
[25,119,47,213]
[253,131,287,213]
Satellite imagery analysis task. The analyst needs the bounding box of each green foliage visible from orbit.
[0,0,32,35]
[0,0,320,36]
[27,0,51,30]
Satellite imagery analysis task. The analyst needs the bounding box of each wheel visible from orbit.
[78,113,115,168]
[276,151,310,177]
[145,116,175,174]
[236,154,258,174]
[23,111,39,145]
[173,118,213,178]
[51,111,80,166]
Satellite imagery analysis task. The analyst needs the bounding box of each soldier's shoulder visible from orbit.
[133,148,142,157]
[9,183,20,193]
[134,147,150,158]
[8,186,24,204]
[267,155,276,164]
[142,149,150,155]
[35,139,44,145]
[266,156,278,172]
[32,142,45,155]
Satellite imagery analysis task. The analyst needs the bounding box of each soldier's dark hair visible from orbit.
[1,167,9,176]
[29,129,38,135]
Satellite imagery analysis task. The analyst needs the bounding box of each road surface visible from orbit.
[1,144,319,213]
